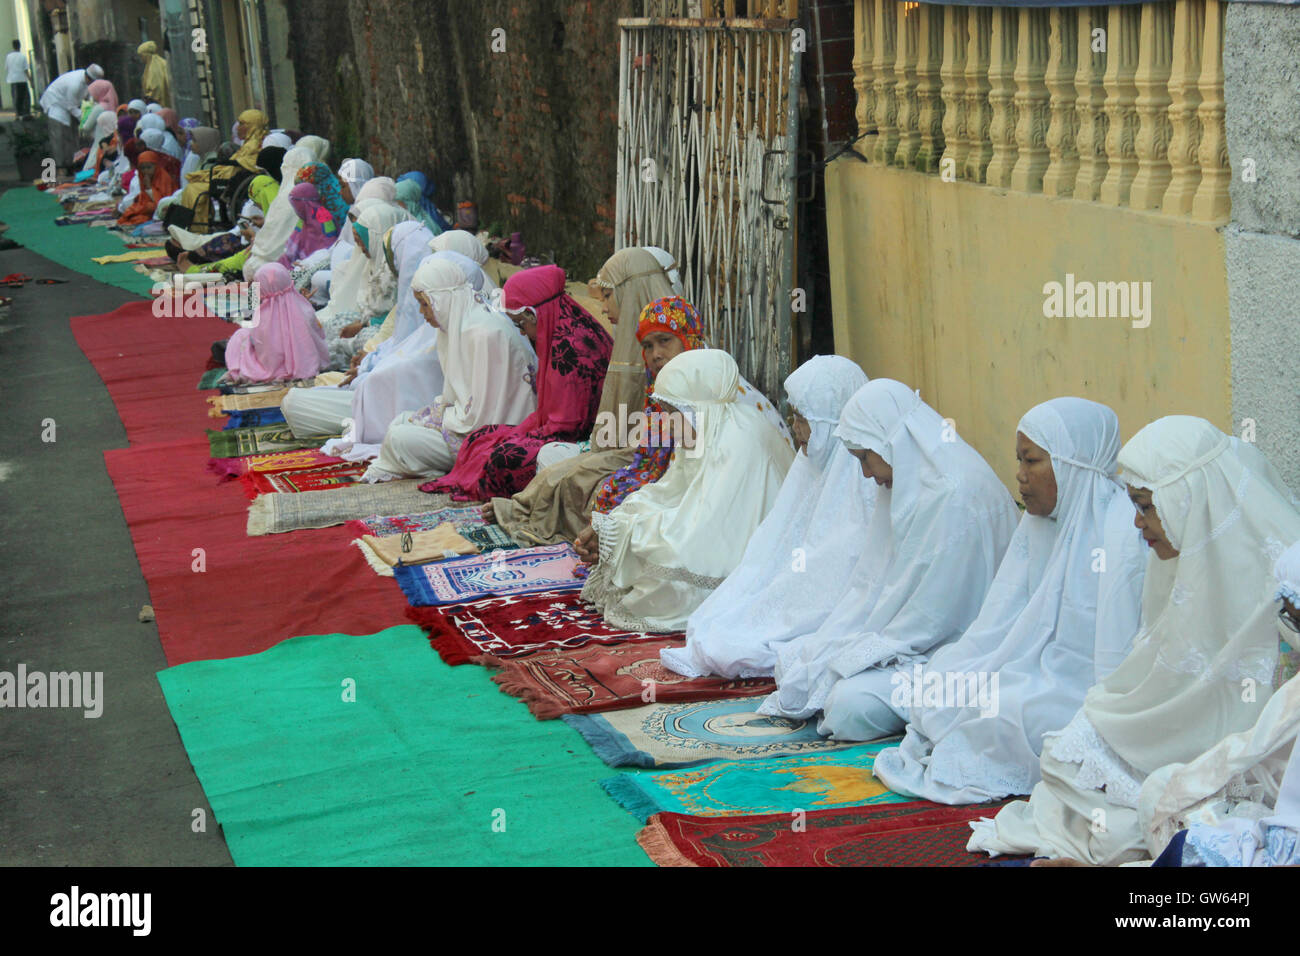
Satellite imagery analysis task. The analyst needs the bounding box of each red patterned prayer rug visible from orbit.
[636,800,1015,867]
[407,589,672,666]
[482,637,774,719]
[238,461,368,498]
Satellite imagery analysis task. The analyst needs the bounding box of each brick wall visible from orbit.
[285,0,639,279]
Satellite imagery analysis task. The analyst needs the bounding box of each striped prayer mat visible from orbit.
[246,481,453,536]
[601,742,907,822]
[636,800,1013,867]
[564,698,859,768]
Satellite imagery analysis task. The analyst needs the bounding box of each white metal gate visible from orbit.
[615,16,802,403]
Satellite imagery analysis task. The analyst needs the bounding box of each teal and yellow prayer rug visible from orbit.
[565,698,862,769]
[157,626,650,866]
[601,741,908,822]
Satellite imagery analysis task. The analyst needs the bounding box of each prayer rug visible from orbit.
[157,626,649,866]
[239,461,368,497]
[349,508,516,577]
[601,742,906,822]
[459,523,520,553]
[635,800,1014,867]
[105,438,410,665]
[208,448,345,480]
[222,407,286,429]
[483,637,771,720]
[219,379,316,395]
[90,248,169,264]
[208,390,289,413]
[198,368,228,390]
[564,698,860,768]
[347,507,490,539]
[246,481,452,536]
[393,543,582,606]
[207,424,327,459]
[408,589,662,666]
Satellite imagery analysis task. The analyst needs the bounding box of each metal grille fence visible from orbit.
[615,16,802,403]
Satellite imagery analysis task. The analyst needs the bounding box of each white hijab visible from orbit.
[661,355,873,679]
[1043,417,1300,807]
[642,245,684,296]
[875,397,1144,804]
[315,197,382,323]
[408,258,536,441]
[429,230,498,292]
[338,157,374,196]
[582,348,796,633]
[1140,668,1300,864]
[241,145,312,280]
[294,135,330,163]
[351,202,412,319]
[1136,539,1300,863]
[344,250,488,452]
[760,379,1020,720]
[361,221,436,366]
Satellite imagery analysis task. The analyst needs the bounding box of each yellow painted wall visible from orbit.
[824,158,1232,492]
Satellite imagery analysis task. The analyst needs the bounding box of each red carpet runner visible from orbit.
[75,299,410,665]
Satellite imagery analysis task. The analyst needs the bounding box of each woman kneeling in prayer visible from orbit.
[319,200,411,369]
[569,297,793,568]
[489,246,679,545]
[661,354,874,679]
[222,263,329,384]
[116,150,177,227]
[758,379,1020,741]
[420,265,612,501]
[1140,542,1300,867]
[363,257,537,482]
[873,397,1147,804]
[969,416,1300,865]
[580,348,795,633]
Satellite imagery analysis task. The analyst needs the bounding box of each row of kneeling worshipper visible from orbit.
[196,138,1300,866]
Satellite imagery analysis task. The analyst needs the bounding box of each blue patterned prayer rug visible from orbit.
[222,407,287,429]
[393,543,583,606]
[565,698,861,769]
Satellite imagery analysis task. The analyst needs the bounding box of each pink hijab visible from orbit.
[223,263,330,383]
[89,79,118,112]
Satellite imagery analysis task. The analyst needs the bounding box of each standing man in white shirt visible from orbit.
[39,62,102,174]
[5,40,30,118]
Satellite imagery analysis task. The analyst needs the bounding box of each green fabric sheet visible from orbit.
[157,626,650,866]
[0,187,160,295]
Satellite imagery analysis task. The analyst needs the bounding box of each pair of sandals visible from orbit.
[0,273,69,287]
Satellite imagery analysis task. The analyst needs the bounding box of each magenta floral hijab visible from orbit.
[279,182,341,267]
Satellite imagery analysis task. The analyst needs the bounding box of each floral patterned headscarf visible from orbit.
[591,296,707,515]
[294,160,350,227]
